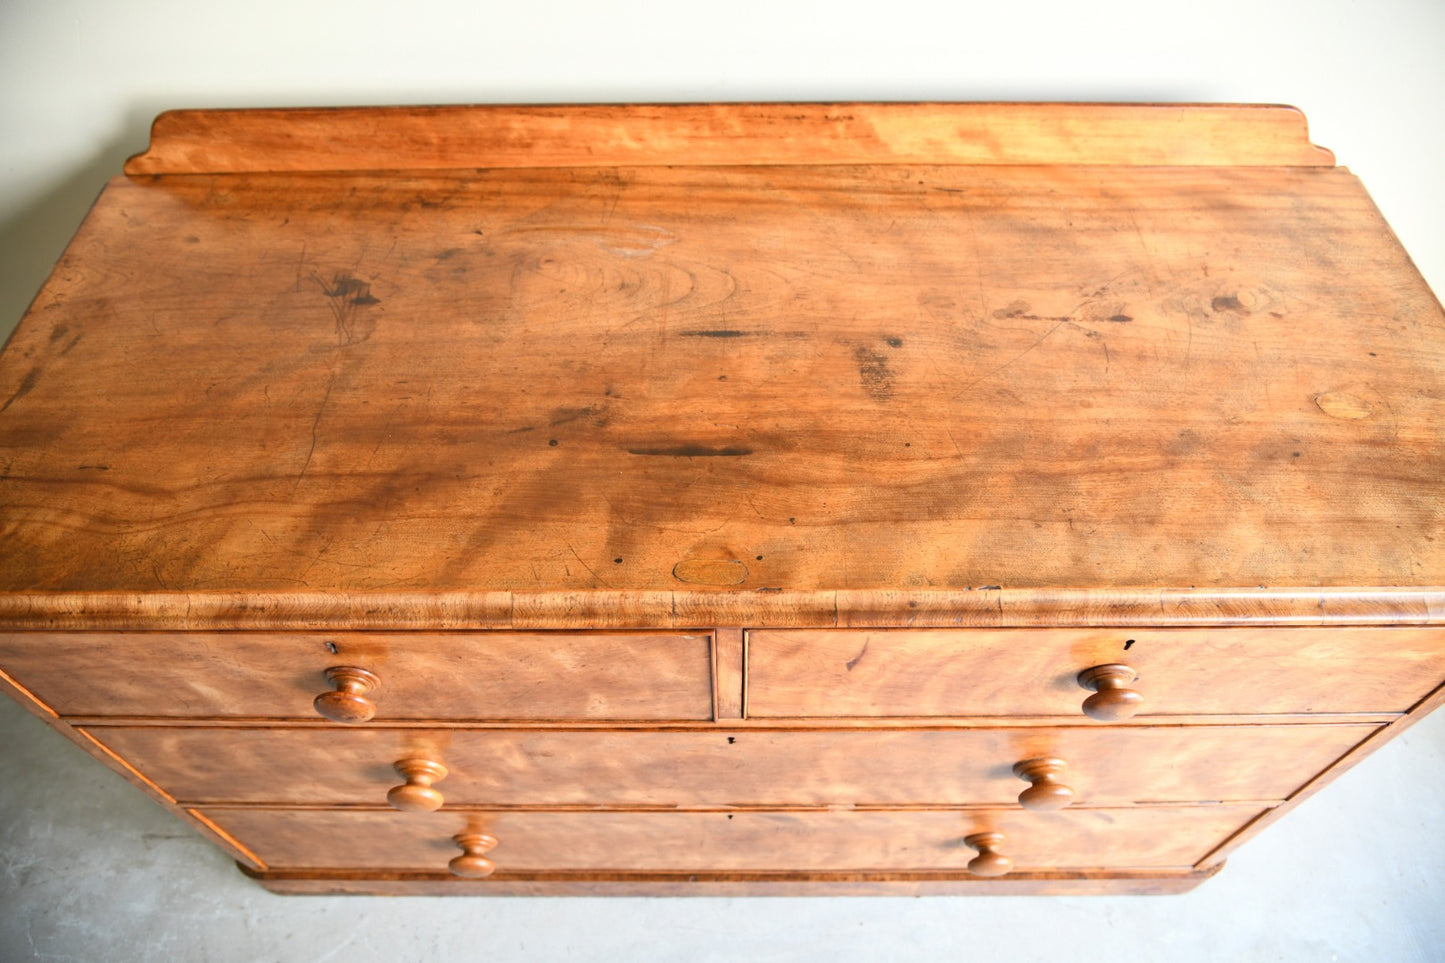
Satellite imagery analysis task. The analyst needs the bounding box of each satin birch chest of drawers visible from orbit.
[1,103,1442,895]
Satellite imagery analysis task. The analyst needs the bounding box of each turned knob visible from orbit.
[449,833,499,878]
[1012,757,1074,810]
[964,832,1012,877]
[387,758,449,812]
[314,666,381,723]
[1076,663,1143,721]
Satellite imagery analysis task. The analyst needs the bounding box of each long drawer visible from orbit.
[0,631,714,721]
[203,805,1268,874]
[746,627,1445,718]
[90,723,1376,808]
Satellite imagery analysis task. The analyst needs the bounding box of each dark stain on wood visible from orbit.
[992,301,1071,323]
[1211,295,1248,314]
[627,445,753,457]
[680,330,751,338]
[854,346,893,402]
[549,406,604,427]
[1,368,40,412]
[315,273,381,345]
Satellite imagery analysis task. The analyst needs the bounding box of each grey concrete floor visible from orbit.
[2,696,1442,962]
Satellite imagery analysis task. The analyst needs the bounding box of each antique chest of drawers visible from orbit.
[0,103,1441,895]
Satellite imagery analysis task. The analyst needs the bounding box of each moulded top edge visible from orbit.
[122,103,1336,176]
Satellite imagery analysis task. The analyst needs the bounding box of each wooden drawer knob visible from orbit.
[387,758,448,812]
[449,833,498,878]
[313,666,381,723]
[1012,757,1074,810]
[964,832,1012,877]
[1077,663,1143,720]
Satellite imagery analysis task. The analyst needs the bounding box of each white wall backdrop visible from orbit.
[0,2,1442,961]
[2,0,1442,338]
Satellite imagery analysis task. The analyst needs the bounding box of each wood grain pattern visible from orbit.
[1194,679,1445,870]
[2,160,1441,628]
[241,864,1222,896]
[746,627,1445,718]
[0,667,268,869]
[86,723,1377,809]
[1,104,1441,898]
[122,103,1335,175]
[3,589,1443,631]
[0,632,713,720]
[200,804,1267,873]
[712,629,744,720]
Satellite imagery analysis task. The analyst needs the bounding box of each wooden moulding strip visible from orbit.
[184,810,267,871]
[62,713,1401,730]
[122,103,1336,176]
[712,629,745,720]
[0,663,59,719]
[0,587,1441,631]
[239,863,1223,897]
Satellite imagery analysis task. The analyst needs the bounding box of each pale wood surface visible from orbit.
[1196,678,1445,870]
[123,103,1335,175]
[1,104,1442,898]
[0,632,713,720]
[3,588,1443,631]
[87,723,1375,808]
[2,157,1442,628]
[201,804,1266,872]
[713,628,744,720]
[747,627,1445,717]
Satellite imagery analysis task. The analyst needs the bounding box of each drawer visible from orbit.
[0,631,713,721]
[203,805,1266,874]
[746,627,1445,718]
[92,723,1375,808]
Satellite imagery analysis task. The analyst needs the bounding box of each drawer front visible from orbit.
[203,805,1267,873]
[93,724,1375,808]
[747,627,1445,718]
[0,631,713,721]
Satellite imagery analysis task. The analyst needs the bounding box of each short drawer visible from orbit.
[746,627,1445,718]
[91,723,1375,808]
[203,804,1267,874]
[0,631,713,721]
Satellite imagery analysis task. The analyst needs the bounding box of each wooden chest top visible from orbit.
[1,104,1441,630]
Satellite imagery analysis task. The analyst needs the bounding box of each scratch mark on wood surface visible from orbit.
[957,318,1067,393]
[845,638,870,671]
[567,544,608,587]
[918,343,965,458]
[829,243,862,271]
[295,371,336,490]
[294,242,307,291]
